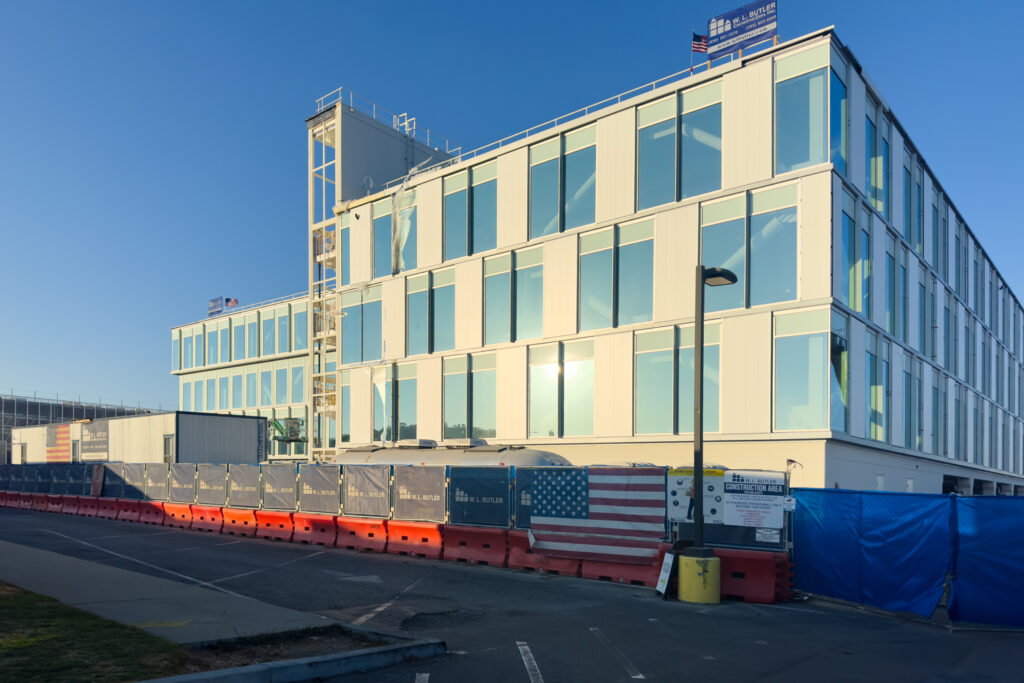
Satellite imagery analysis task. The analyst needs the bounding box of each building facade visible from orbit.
[174,27,1024,495]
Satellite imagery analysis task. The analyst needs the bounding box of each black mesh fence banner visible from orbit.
[0,465,9,491]
[298,464,341,514]
[50,464,70,495]
[228,464,260,509]
[122,463,146,500]
[68,464,88,495]
[513,467,537,529]
[35,464,53,494]
[144,464,169,501]
[102,464,125,498]
[343,465,390,518]
[168,464,197,503]
[448,467,511,527]
[393,466,446,523]
[9,466,25,492]
[196,464,228,506]
[261,464,298,511]
[30,465,46,493]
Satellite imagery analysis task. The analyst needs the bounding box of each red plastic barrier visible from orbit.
[387,521,444,560]
[31,494,49,512]
[714,548,792,604]
[116,499,142,523]
[292,513,338,546]
[222,507,257,536]
[163,503,193,529]
[46,495,64,513]
[190,505,224,533]
[96,497,119,519]
[17,493,32,509]
[138,501,166,525]
[60,495,80,515]
[255,510,294,542]
[335,517,388,552]
[2,492,17,508]
[0,492,7,508]
[443,526,509,567]
[508,530,582,577]
[77,496,99,517]
[581,543,673,588]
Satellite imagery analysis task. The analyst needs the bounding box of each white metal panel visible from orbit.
[417,178,443,269]
[496,346,527,440]
[417,356,442,441]
[830,174,844,301]
[798,172,832,302]
[594,331,633,437]
[870,212,886,328]
[847,317,867,438]
[719,312,771,435]
[349,207,372,286]
[382,278,405,360]
[722,58,771,189]
[595,108,635,223]
[890,129,906,236]
[176,413,262,464]
[653,204,697,322]
[497,147,528,248]
[454,258,483,350]
[542,235,577,338]
[351,367,373,444]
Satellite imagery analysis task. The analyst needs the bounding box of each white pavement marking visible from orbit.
[42,530,250,599]
[516,641,545,683]
[84,531,177,541]
[214,540,244,547]
[211,551,326,584]
[352,578,424,626]
[590,627,645,680]
[415,674,430,683]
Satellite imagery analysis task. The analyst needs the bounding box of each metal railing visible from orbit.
[315,85,461,155]
[177,291,310,328]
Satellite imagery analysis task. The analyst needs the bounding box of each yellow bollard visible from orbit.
[677,555,721,604]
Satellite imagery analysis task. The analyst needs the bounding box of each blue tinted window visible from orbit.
[261,371,272,406]
[529,361,559,438]
[530,158,560,239]
[749,207,797,306]
[866,117,877,206]
[637,119,676,210]
[471,368,497,438]
[472,180,497,253]
[776,68,827,174]
[341,305,362,364]
[830,70,847,176]
[276,369,287,405]
[373,380,392,442]
[433,284,455,352]
[398,378,417,440]
[444,371,467,439]
[635,349,673,434]
[677,344,720,432]
[618,239,654,325]
[247,322,258,358]
[172,339,180,371]
[294,312,307,351]
[232,375,242,409]
[362,301,382,361]
[563,357,594,436]
[195,334,204,367]
[246,373,257,407]
[183,336,192,369]
[485,271,511,345]
[407,289,429,356]
[564,146,596,230]
[277,316,289,354]
[340,228,350,286]
[775,333,827,430]
[702,218,745,312]
[262,318,275,356]
[219,330,229,363]
[195,382,203,412]
[579,247,613,331]
[680,103,721,198]
[233,325,245,360]
[340,385,351,442]
[444,189,468,261]
[291,366,304,403]
[208,379,217,410]
[373,215,391,278]
[400,207,417,272]
[207,332,217,365]
[516,265,543,340]
[182,382,191,411]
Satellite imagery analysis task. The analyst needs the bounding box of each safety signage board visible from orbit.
[722,470,786,529]
[667,468,725,523]
[707,0,777,59]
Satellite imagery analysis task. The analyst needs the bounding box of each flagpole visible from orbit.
[690,30,694,74]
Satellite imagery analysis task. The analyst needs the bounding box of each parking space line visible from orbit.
[210,550,326,584]
[84,531,177,541]
[590,627,645,680]
[516,641,544,683]
[352,577,423,626]
[42,530,250,599]
[214,540,244,547]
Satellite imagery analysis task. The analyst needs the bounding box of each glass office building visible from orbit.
[174,28,1024,494]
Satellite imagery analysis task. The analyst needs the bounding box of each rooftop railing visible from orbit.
[176,291,310,328]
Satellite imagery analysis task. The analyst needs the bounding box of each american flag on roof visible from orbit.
[692,32,708,53]
[225,298,239,307]
[529,467,667,565]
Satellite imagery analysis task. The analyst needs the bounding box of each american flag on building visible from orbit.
[529,467,667,565]
[692,33,709,53]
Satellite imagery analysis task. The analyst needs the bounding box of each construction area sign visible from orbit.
[81,421,109,460]
[722,470,786,529]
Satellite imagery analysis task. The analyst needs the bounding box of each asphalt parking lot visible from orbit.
[1,508,1020,682]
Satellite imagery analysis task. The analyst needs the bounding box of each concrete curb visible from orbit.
[139,637,447,682]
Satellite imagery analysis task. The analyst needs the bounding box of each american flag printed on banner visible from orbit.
[692,32,709,53]
[529,467,667,565]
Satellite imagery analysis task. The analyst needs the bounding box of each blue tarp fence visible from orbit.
[794,489,1024,627]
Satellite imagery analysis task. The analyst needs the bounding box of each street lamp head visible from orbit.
[702,267,737,287]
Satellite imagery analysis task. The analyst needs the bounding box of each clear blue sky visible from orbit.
[2,0,1022,410]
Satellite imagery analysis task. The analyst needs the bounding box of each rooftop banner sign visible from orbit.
[208,296,223,317]
[707,0,777,60]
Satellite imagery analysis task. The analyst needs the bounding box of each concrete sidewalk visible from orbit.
[0,539,330,644]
